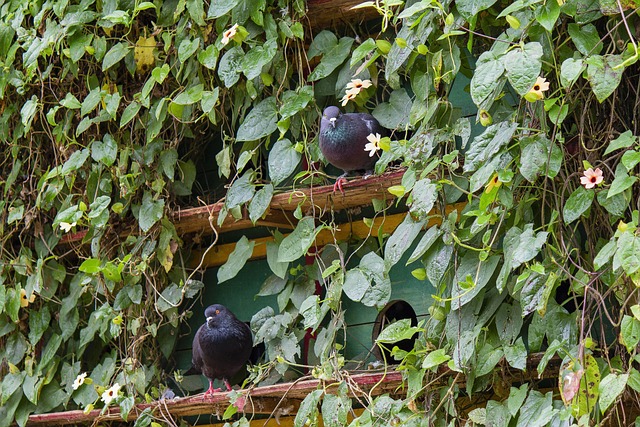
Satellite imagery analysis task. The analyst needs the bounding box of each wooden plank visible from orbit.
[190,202,467,268]
[59,170,405,245]
[25,354,561,426]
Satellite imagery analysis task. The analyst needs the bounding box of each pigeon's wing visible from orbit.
[191,326,205,374]
[360,114,384,135]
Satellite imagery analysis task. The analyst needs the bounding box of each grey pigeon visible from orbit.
[192,304,253,396]
[319,106,386,192]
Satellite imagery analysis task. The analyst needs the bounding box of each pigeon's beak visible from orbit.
[206,316,213,325]
[329,117,336,128]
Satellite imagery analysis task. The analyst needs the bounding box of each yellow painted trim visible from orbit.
[189,202,466,268]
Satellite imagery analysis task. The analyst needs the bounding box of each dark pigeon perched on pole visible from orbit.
[191,304,253,396]
[319,106,386,193]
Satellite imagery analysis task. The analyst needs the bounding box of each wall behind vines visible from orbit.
[2,0,640,425]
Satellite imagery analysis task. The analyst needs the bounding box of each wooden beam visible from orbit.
[26,354,562,426]
[189,202,467,268]
[59,170,405,245]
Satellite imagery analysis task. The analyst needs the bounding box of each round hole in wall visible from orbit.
[371,299,418,362]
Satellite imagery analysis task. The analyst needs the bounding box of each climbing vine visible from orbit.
[2,0,640,425]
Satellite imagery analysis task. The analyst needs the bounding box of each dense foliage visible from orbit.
[2,0,640,425]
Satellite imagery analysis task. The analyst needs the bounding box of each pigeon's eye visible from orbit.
[215,309,220,315]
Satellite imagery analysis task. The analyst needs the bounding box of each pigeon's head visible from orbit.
[322,106,341,129]
[204,304,232,327]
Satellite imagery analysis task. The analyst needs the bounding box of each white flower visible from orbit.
[72,372,87,390]
[221,24,239,45]
[59,221,76,233]
[346,78,372,93]
[340,88,359,106]
[364,133,382,157]
[101,383,122,405]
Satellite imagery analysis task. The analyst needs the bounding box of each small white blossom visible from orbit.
[59,221,76,233]
[364,133,382,157]
[340,88,359,106]
[221,24,239,45]
[101,383,121,405]
[346,78,372,93]
[72,372,87,390]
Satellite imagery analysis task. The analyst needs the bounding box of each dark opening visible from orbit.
[371,300,418,362]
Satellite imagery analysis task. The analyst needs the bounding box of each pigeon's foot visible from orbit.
[203,381,222,399]
[223,379,233,392]
[333,177,348,194]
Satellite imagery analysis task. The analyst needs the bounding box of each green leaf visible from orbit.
[102,42,129,71]
[520,135,563,182]
[503,224,549,270]
[384,214,426,265]
[372,88,412,129]
[300,295,323,330]
[198,44,219,69]
[321,391,351,427]
[60,93,82,109]
[160,149,178,181]
[207,0,240,18]
[156,283,182,312]
[516,390,556,427]
[172,84,203,105]
[218,236,256,283]
[376,318,419,343]
[464,121,517,173]
[422,348,451,370]
[248,184,273,224]
[350,38,377,67]
[409,178,437,217]
[268,139,301,186]
[278,217,321,262]
[236,97,278,141]
[294,389,323,427]
[621,150,640,170]
[266,235,289,279]
[280,86,314,119]
[457,0,499,19]
[343,269,370,302]
[503,337,527,370]
[594,239,616,270]
[91,134,118,166]
[407,226,442,264]
[508,384,528,417]
[138,191,165,232]
[470,51,505,107]
[604,130,636,155]
[621,315,640,352]
[586,54,624,102]
[81,87,103,117]
[308,37,354,81]
[226,170,255,209]
[178,39,199,63]
[218,46,244,88]
[608,173,637,198]
[563,186,594,224]
[536,0,561,31]
[613,232,640,275]
[241,39,277,80]
[568,23,603,56]
[28,306,50,345]
[598,373,628,414]
[119,101,140,128]
[560,57,585,88]
[503,42,543,96]
[451,253,500,310]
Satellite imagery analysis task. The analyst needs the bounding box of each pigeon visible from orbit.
[191,304,253,396]
[319,106,386,193]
